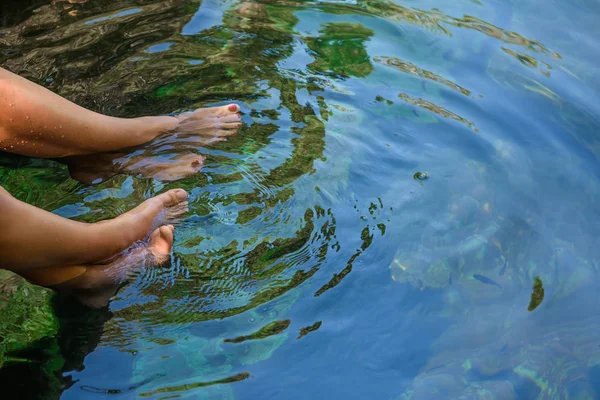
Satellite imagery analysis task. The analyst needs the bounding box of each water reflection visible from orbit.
[1,0,599,398]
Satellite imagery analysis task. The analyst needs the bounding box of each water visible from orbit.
[1,0,600,398]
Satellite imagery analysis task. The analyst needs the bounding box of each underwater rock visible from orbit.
[0,270,58,364]
[413,171,428,181]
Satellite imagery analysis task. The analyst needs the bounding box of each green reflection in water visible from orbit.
[0,0,588,398]
[223,319,290,343]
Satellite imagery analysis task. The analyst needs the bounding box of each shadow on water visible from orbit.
[1,0,600,398]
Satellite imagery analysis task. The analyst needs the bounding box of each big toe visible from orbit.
[224,103,240,114]
[148,225,174,262]
[211,103,240,116]
[130,189,188,220]
[155,189,188,207]
[193,103,240,119]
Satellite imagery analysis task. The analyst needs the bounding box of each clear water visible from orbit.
[1,0,600,398]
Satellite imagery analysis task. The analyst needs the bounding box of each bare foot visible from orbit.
[173,103,242,143]
[16,189,188,308]
[65,152,205,185]
[60,104,242,184]
[0,188,188,273]
[52,225,176,308]
[107,189,188,251]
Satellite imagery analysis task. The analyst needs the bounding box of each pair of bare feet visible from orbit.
[47,189,188,309]
[1,103,242,308]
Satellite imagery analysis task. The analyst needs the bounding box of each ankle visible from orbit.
[134,115,179,141]
[88,219,140,261]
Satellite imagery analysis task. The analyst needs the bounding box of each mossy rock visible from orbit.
[0,270,58,367]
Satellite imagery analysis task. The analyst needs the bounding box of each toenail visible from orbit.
[175,189,188,200]
[228,104,238,112]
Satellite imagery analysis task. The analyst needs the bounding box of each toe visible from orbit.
[190,104,239,118]
[155,188,188,206]
[215,129,238,137]
[148,225,174,258]
[159,225,174,246]
[220,122,242,130]
[220,113,242,123]
[226,103,240,113]
[164,201,189,223]
[213,104,240,117]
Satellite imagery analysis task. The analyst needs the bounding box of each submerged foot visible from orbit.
[173,103,242,142]
[61,103,241,184]
[66,152,205,185]
[53,225,176,308]
[18,188,188,288]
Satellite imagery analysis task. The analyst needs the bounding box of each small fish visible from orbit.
[498,257,508,276]
[473,274,501,288]
[448,273,452,285]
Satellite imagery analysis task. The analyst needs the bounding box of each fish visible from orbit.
[473,274,502,288]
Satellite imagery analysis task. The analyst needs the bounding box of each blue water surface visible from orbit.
[1,0,600,398]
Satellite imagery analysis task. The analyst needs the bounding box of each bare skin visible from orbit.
[0,63,241,306]
[0,66,241,183]
[1,187,187,308]
[65,152,206,185]
[0,186,188,272]
[0,66,242,305]
[0,67,178,158]
[61,104,243,184]
[51,225,176,309]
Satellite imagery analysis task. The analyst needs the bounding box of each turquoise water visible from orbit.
[1,0,600,398]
